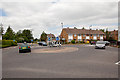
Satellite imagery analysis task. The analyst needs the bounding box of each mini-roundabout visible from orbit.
[32,47,78,53]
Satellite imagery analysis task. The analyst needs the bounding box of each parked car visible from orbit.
[95,41,106,49]
[90,41,96,45]
[19,43,31,53]
[104,41,110,46]
[53,42,61,47]
[49,42,61,47]
[38,41,47,46]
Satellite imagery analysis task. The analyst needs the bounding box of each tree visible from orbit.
[15,30,24,43]
[40,31,47,41]
[22,29,33,42]
[2,26,15,40]
[100,29,105,33]
[82,27,85,29]
[34,38,38,41]
[0,24,4,35]
[105,28,110,41]
[74,27,77,29]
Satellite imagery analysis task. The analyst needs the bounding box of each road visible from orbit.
[2,44,118,78]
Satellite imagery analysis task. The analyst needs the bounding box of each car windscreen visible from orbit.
[96,42,105,44]
[20,43,28,46]
[42,42,46,44]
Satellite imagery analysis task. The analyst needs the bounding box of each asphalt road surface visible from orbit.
[2,44,118,78]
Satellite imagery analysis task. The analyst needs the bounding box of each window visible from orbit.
[74,34,76,37]
[68,39,72,42]
[86,34,89,36]
[78,39,81,41]
[68,34,73,40]
[83,34,85,37]
[94,34,96,37]
[78,34,81,36]
[91,34,92,37]
[98,34,99,37]
[100,34,103,37]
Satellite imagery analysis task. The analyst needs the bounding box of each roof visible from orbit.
[47,33,55,38]
[62,28,104,35]
[108,30,118,35]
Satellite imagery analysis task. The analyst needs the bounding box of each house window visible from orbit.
[68,39,72,42]
[91,34,92,37]
[94,34,96,36]
[98,34,99,37]
[100,34,103,37]
[83,34,85,37]
[74,34,76,37]
[86,34,89,36]
[68,34,73,40]
[78,39,82,41]
[78,34,82,40]
[78,34,81,36]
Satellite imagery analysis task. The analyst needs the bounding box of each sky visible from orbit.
[0,0,119,38]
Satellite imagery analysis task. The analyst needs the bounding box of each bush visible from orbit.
[1,40,17,48]
[79,41,84,43]
[65,42,68,44]
[71,40,75,44]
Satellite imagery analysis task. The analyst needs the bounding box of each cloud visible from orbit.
[0,1,118,38]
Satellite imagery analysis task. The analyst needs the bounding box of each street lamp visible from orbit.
[89,25,92,41]
[61,22,63,43]
[61,22,63,29]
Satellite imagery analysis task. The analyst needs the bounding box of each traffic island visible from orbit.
[32,47,78,53]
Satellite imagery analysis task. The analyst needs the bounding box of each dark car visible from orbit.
[90,41,96,45]
[38,42,47,46]
[19,43,31,53]
[104,41,110,46]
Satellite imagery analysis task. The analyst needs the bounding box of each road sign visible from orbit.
[31,39,33,42]
[56,37,59,41]
[48,37,50,41]
[62,38,65,40]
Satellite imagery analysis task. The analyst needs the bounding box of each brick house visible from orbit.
[60,28,105,42]
[108,30,118,41]
[47,33,56,42]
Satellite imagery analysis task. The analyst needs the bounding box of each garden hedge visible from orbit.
[0,40,17,48]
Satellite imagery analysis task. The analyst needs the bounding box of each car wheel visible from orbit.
[95,46,97,49]
[29,49,31,52]
[19,50,22,53]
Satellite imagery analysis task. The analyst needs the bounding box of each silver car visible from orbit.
[95,41,106,49]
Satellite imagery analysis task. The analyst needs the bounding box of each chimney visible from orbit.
[67,27,69,29]
[74,27,77,29]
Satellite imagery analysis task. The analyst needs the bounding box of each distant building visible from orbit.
[47,33,56,42]
[60,27,105,42]
[108,30,118,41]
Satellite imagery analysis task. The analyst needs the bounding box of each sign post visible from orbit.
[31,39,33,45]
[48,37,51,46]
[13,40,15,42]
[56,37,59,41]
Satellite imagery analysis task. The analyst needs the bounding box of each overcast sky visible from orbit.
[0,0,118,38]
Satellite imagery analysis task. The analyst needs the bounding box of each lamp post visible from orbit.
[61,22,63,43]
[89,25,92,42]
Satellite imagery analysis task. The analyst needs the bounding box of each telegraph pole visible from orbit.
[89,25,92,43]
[61,22,63,43]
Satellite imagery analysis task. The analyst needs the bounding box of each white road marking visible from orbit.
[115,61,120,65]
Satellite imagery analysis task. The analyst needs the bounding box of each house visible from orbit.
[47,33,56,42]
[60,27,105,42]
[108,30,118,41]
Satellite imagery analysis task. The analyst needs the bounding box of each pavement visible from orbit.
[2,44,118,78]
